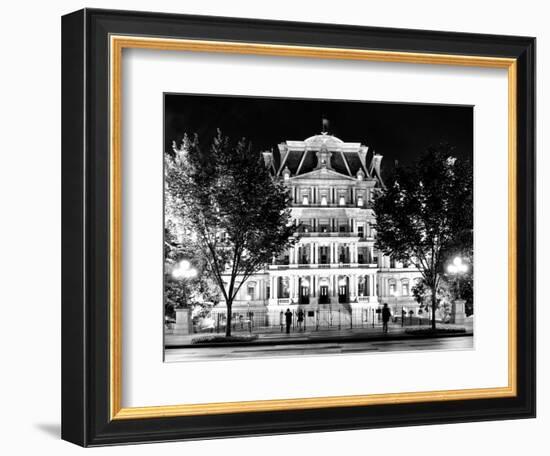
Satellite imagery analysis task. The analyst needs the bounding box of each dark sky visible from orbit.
[164,93,473,173]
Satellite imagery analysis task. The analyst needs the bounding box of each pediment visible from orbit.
[291,168,356,181]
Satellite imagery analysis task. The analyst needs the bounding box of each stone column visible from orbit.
[350,274,357,300]
[273,276,279,300]
[311,242,317,264]
[174,308,192,335]
[451,299,466,324]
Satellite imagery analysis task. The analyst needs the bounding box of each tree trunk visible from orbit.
[431,287,437,331]
[225,300,232,337]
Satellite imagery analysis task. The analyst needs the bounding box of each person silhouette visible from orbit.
[382,303,391,334]
[284,308,293,334]
[297,309,304,331]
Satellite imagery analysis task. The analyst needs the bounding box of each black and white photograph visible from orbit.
[163,94,474,362]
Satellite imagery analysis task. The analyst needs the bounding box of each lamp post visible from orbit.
[446,256,468,299]
[446,256,468,325]
[171,259,198,335]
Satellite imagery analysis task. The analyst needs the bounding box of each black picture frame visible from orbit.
[62,8,535,447]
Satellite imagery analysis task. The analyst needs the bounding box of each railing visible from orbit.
[292,202,374,209]
[269,262,379,270]
[206,306,430,334]
[299,232,358,238]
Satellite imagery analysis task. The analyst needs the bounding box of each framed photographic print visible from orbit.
[61,8,536,447]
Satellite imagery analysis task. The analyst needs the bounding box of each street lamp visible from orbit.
[170,259,198,334]
[172,259,198,280]
[446,256,468,299]
[172,259,198,308]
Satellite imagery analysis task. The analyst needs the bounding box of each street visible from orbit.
[164,335,473,362]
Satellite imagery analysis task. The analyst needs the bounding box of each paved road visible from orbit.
[164,335,473,362]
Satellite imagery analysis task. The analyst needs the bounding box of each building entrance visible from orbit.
[300,286,310,304]
[319,285,329,304]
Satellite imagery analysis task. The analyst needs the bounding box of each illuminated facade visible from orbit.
[216,131,421,325]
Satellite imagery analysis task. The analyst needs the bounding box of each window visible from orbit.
[300,189,311,205]
[319,189,329,206]
[247,283,255,300]
[300,219,312,233]
[389,282,397,296]
[358,225,364,238]
[402,283,409,296]
[320,246,329,264]
[357,196,364,206]
[339,195,346,206]
[358,277,365,295]
[279,277,290,298]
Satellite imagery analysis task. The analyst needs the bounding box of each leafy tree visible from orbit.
[374,145,473,330]
[166,131,296,336]
[412,278,454,323]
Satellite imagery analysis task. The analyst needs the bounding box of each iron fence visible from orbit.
[197,307,432,335]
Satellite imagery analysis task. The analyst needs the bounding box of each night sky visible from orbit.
[164,93,473,173]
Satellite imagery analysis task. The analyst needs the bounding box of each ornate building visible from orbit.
[215,130,421,326]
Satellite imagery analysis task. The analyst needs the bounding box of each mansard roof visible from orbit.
[265,131,384,187]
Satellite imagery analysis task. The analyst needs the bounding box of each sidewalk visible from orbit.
[165,322,473,348]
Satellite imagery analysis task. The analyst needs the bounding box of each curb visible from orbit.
[166,331,472,349]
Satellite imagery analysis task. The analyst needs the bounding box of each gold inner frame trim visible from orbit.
[109,35,518,420]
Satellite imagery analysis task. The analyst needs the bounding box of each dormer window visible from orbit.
[321,196,327,206]
[339,196,346,206]
[302,195,309,205]
[357,196,364,207]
